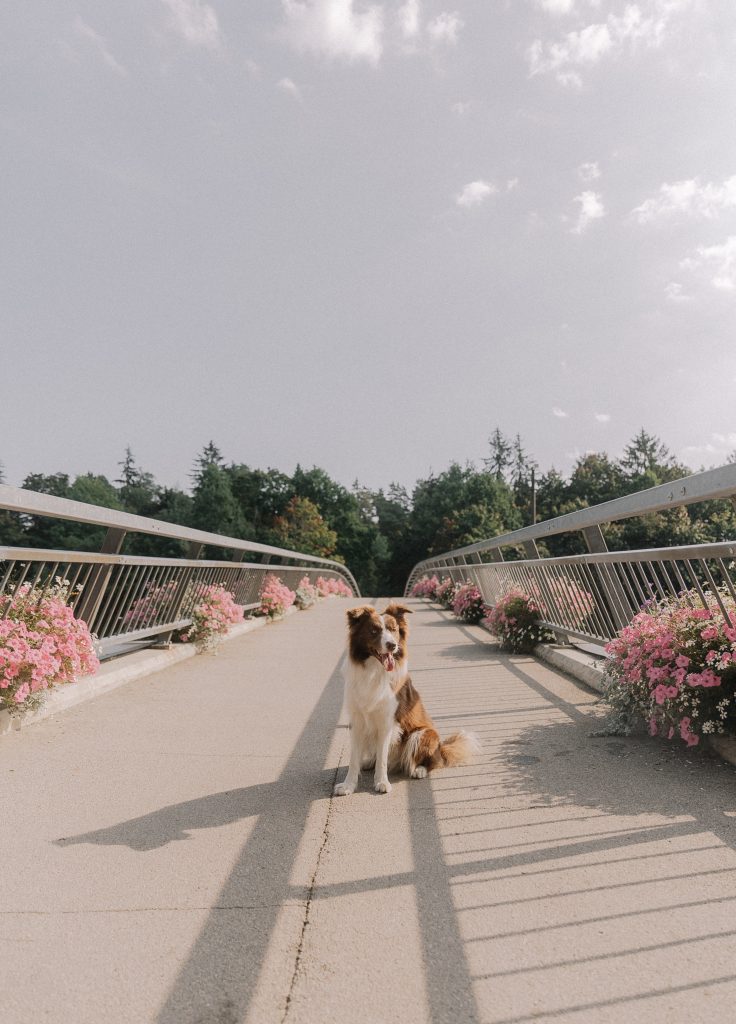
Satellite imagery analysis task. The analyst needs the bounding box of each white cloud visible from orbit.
[664,281,691,302]
[577,160,600,182]
[528,22,611,85]
[595,412,611,422]
[427,11,463,45]
[537,0,576,14]
[528,1,690,86]
[455,180,497,207]
[572,190,605,233]
[633,176,736,223]
[506,178,520,191]
[277,77,303,101]
[451,100,471,115]
[398,0,420,39]
[681,235,736,291]
[161,0,220,49]
[682,433,736,465]
[552,406,569,418]
[74,17,127,75]
[281,0,384,65]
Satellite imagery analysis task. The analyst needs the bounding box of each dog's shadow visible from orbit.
[54,769,337,852]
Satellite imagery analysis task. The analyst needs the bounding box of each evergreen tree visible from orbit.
[485,427,513,481]
[191,441,224,485]
[115,448,159,516]
[620,429,684,486]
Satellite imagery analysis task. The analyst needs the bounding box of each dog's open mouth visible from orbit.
[378,652,396,672]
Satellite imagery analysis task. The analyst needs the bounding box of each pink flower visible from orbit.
[679,716,700,746]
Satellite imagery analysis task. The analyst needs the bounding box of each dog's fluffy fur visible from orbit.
[334,603,479,796]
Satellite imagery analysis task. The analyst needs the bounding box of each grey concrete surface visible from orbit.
[0,612,277,738]
[4,599,736,1023]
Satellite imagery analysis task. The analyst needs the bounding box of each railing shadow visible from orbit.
[57,654,346,1024]
[417,617,736,1022]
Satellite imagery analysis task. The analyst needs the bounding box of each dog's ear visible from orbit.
[382,603,412,621]
[346,605,374,625]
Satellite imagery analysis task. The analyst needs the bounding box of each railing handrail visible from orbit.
[0,483,360,594]
[0,546,345,571]
[409,462,736,574]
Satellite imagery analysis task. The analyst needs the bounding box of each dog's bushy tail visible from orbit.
[439,730,481,766]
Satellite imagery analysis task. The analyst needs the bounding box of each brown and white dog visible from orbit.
[334,603,479,796]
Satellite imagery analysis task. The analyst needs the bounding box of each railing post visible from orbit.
[582,525,607,554]
[522,541,540,559]
[582,525,631,630]
[75,528,127,629]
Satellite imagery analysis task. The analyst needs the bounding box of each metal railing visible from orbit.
[0,485,360,658]
[405,463,736,648]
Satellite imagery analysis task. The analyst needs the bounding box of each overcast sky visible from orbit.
[3,0,736,494]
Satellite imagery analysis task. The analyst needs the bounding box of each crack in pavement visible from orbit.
[281,749,344,1023]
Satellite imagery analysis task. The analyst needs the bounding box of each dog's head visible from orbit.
[346,604,410,672]
[381,603,412,646]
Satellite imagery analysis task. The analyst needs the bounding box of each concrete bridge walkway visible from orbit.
[4,598,736,1024]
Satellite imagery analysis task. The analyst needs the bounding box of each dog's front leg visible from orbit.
[334,722,362,796]
[374,723,393,795]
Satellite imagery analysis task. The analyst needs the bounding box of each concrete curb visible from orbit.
[0,605,299,739]
[532,643,607,695]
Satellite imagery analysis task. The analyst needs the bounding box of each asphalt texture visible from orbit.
[4,597,736,1023]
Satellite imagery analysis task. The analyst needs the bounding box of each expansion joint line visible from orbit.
[281,750,343,1022]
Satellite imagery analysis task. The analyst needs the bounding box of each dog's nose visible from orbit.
[386,640,397,651]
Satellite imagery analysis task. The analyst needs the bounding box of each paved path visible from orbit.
[4,598,736,1023]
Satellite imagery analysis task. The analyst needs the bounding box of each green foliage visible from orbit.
[4,427,736,596]
[226,464,292,539]
[19,472,121,551]
[116,447,160,516]
[190,463,247,554]
[272,496,338,557]
[407,462,521,567]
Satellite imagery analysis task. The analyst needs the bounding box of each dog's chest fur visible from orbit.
[343,657,405,725]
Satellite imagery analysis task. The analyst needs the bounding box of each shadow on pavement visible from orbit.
[57,654,344,1024]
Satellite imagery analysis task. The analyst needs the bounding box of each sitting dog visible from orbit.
[334,603,479,795]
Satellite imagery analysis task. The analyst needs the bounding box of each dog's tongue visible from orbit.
[383,652,395,672]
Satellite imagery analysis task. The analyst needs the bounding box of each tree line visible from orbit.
[1,430,735,594]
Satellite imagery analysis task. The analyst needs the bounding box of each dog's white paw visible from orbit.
[333,782,355,797]
[411,766,428,779]
[374,780,392,795]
